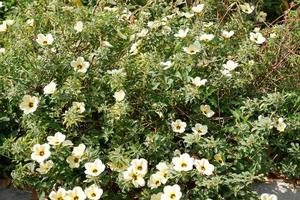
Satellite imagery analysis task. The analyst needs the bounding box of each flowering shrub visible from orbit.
[0,0,299,199]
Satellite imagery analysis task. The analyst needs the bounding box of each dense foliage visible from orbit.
[0,0,299,199]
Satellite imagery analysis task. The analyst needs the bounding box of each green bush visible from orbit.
[0,0,299,199]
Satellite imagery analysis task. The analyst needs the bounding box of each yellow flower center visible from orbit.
[132,174,137,180]
[74,157,79,163]
[91,193,96,197]
[137,165,142,170]
[170,193,176,199]
[92,169,98,173]
[43,40,48,44]
[28,102,34,108]
[39,151,45,156]
[77,64,83,69]
[73,196,79,200]
[181,163,187,168]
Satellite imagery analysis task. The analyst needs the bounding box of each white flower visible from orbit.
[151,192,163,200]
[131,158,148,175]
[160,61,172,70]
[161,184,182,200]
[47,132,66,146]
[0,2,3,8]
[250,32,266,44]
[43,81,57,95]
[223,60,238,71]
[222,30,234,38]
[260,193,278,200]
[172,153,194,172]
[156,162,170,184]
[192,77,207,87]
[36,160,54,174]
[270,33,277,38]
[258,115,273,129]
[171,119,187,133]
[199,33,214,41]
[129,41,140,55]
[0,23,7,32]
[72,102,85,113]
[257,11,267,22]
[26,19,34,26]
[240,3,255,14]
[147,173,163,189]
[200,105,215,118]
[181,12,194,18]
[0,48,5,54]
[107,68,123,75]
[147,21,161,29]
[36,33,54,46]
[192,4,204,13]
[49,188,66,200]
[192,123,208,136]
[71,57,90,73]
[137,28,149,38]
[66,155,82,168]
[254,27,261,33]
[84,184,103,200]
[74,21,83,33]
[113,90,126,102]
[276,118,287,132]
[31,143,51,163]
[84,159,105,177]
[174,28,189,38]
[19,95,39,114]
[194,159,214,175]
[123,167,145,187]
[66,187,86,200]
[72,143,86,157]
[183,44,200,55]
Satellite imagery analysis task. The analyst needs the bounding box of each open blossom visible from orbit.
[84,159,105,177]
[240,3,255,14]
[223,60,238,71]
[72,143,86,157]
[183,44,200,55]
[114,90,126,102]
[199,33,215,41]
[151,192,163,200]
[123,167,145,187]
[222,30,234,38]
[172,153,194,172]
[161,184,182,200]
[194,159,214,175]
[66,155,82,168]
[257,11,267,22]
[156,162,170,184]
[49,188,66,200]
[174,28,189,38]
[137,28,149,38]
[19,95,39,114]
[276,118,287,132]
[171,119,187,133]
[260,193,278,200]
[0,2,3,8]
[192,4,204,13]
[84,184,103,200]
[147,173,163,189]
[47,132,66,146]
[36,160,54,174]
[31,143,51,163]
[72,102,85,113]
[71,57,90,73]
[74,21,83,32]
[66,187,86,200]
[192,123,208,136]
[131,158,148,175]
[43,81,57,95]
[200,105,215,118]
[192,77,207,87]
[250,32,266,44]
[36,33,54,46]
